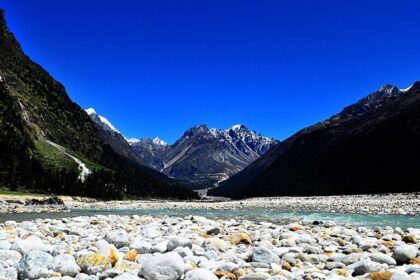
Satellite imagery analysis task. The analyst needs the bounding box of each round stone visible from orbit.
[141,252,184,280]
[252,247,279,264]
[17,250,53,280]
[392,245,418,263]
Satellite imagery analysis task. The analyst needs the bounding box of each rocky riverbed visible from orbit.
[67,193,420,216]
[0,196,69,214]
[0,214,419,279]
[0,193,419,215]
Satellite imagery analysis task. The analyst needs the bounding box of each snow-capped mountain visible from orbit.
[128,137,169,170]
[158,124,278,187]
[86,108,120,134]
[86,108,278,188]
[85,108,148,166]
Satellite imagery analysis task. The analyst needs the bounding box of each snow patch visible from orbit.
[85,108,97,115]
[46,140,92,182]
[127,138,140,144]
[400,84,413,92]
[231,124,245,131]
[85,108,120,134]
[98,115,120,133]
[153,137,167,146]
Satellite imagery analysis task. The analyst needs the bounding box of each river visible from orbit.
[1,208,419,229]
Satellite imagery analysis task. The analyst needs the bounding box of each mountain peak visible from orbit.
[0,9,24,57]
[85,108,97,116]
[153,137,167,146]
[230,124,248,131]
[195,124,209,130]
[335,83,405,121]
[185,125,209,135]
[378,84,400,95]
[0,9,7,31]
[85,108,120,134]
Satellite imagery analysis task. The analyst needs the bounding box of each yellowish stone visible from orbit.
[124,249,137,262]
[369,271,394,280]
[228,233,252,245]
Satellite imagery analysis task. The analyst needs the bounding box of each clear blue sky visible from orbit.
[1,0,419,143]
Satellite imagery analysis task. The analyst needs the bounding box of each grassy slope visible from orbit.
[34,140,79,173]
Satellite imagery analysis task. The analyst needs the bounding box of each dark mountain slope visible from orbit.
[85,108,150,168]
[210,82,420,198]
[0,10,195,199]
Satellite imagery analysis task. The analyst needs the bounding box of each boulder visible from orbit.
[76,253,112,273]
[132,240,152,254]
[392,245,418,263]
[0,266,17,279]
[11,236,53,254]
[252,247,279,264]
[17,250,53,280]
[370,253,397,265]
[141,252,184,280]
[104,230,129,248]
[0,249,22,267]
[51,254,80,277]
[167,236,192,251]
[142,227,162,239]
[228,233,252,245]
[390,271,411,280]
[25,196,64,206]
[353,258,384,276]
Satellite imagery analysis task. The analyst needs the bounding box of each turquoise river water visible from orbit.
[0,208,419,229]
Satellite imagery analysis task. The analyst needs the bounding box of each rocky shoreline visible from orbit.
[0,195,69,214]
[0,193,419,215]
[68,193,420,216]
[0,214,419,279]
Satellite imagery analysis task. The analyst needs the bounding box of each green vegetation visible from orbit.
[0,10,198,200]
[34,140,105,173]
[66,149,105,172]
[34,140,79,173]
[0,189,42,196]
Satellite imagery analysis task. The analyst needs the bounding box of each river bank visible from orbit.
[0,214,419,279]
[1,192,419,215]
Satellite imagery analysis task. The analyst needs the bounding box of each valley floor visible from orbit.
[0,192,419,215]
[0,193,419,279]
[1,211,420,280]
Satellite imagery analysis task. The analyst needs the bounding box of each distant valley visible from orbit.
[0,7,419,200]
[86,108,278,188]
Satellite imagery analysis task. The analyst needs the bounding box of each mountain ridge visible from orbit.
[209,81,420,198]
[0,9,196,199]
[86,109,278,188]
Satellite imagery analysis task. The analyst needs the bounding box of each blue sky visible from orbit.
[1,0,420,143]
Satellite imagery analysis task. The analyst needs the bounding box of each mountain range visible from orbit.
[0,10,195,199]
[209,82,420,198]
[1,7,419,200]
[86,108,278,188]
